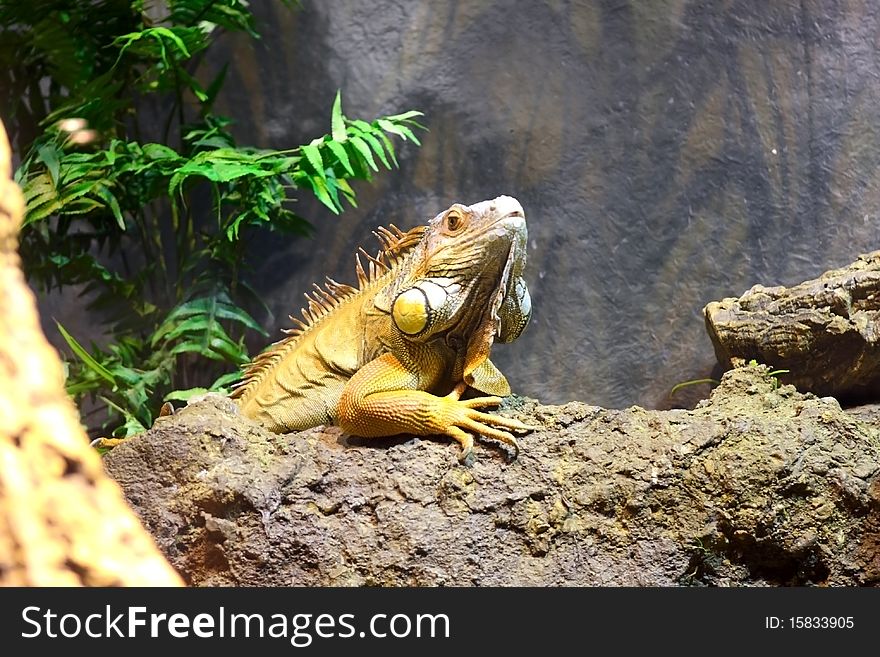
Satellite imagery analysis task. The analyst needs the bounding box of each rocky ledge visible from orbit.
[103,364,880,586]
[704,250,880,401]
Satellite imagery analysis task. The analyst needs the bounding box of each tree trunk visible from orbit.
[0,120,182,586]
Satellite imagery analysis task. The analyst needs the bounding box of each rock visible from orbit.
[103,365,880,586]
[704,251,880,401]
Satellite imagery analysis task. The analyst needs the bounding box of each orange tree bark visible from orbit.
[0,119,182,585]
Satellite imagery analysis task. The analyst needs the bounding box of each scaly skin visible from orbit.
[232,196,533,460]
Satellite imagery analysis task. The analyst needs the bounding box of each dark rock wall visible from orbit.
[207,1,879,408]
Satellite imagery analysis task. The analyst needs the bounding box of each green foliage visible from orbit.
[746,360,790,389]
[670,362,792,399]
[1,0,425,437]
[669,378,720,398]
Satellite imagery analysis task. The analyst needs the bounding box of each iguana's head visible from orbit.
[389,195,531,351]
[422,195,526,266]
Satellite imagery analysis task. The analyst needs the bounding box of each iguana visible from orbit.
[231,195,534,460]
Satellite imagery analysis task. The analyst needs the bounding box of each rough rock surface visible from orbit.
[103,365,880,586]
[704,251,880,402]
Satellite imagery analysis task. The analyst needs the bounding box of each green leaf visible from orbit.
[377,119,408,139]
[37,143,61,186]
[153,27,191,58]
[115,415,148,438]
[392,124,422,145]
[106,365,143,387]
[64,379,102,396]
[376,131,398,167]
[142,143,180,160]
[203,62,229,111]
[55,322,116,386]
[359,131,391,169]
[168,148,283,193]
[382,110,425,122]
[57,198,104,216]
[323,172,342,209]
[336,178,357,207]
[372,117,422,145]
[115,27,191,60]
[94,184,125,229]
[669,378,720,397]
[213,304,267,334]
[168,329,247,363]
[208,336,249,364]
[209,371,243,390]
[23,197,62,226]
[154,315,215,345]
[164,387,209,402]
[349,119,374,133]
[99,396,147,438]
[179,67,208,101]
[226,213,248,240]
[169,341,222,360]
[308,176,341,214]
[331,91,347,142]
[348,136,378,172]
[326,140,354,175]
[163,297,217,320]
[21,174,56,204]
[301,144,325,179]
[162,297,265,334]
[55,180,100,210]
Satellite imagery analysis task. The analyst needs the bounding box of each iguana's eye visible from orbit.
[445,211,463,232]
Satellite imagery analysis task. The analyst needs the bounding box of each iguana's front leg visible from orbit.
[336,353,533,460]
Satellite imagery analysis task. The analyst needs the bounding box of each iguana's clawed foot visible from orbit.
[90,437,127,450]
[442,391,536,462]
[91,402,175,451]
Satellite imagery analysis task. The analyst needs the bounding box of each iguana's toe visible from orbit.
[446,419,520,462]
[90,437,127,450]
[457,395,538,433]
[446,426,474,462]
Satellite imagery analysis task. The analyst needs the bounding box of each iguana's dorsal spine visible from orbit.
[230,224,426,404]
